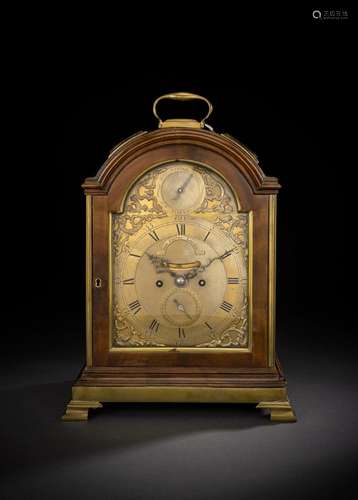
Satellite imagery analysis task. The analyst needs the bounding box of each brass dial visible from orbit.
[111,160,250,349]
[162,289,201,327]
[158,162,205,212]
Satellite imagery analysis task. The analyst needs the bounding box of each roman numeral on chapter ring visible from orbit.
[148,230,160,241]
[220,301,233,313]
[176,223,186,236]
[149,319,160,333]
[227,277,239,284]
[203,231,211,241]
[128,300,141,315]
[123,278,135,285]
[178,327,186,338]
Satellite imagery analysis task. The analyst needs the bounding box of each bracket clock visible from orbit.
[62,92,296,422]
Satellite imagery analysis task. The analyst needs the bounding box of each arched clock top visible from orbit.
[82,129,281,196]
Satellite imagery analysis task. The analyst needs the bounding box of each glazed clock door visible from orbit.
[109,160,252,352]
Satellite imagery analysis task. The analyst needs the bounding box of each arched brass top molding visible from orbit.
[82,129,281,195]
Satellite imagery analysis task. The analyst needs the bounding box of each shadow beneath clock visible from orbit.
[1,379,270,474]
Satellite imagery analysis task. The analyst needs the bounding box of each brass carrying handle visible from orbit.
[153,92,213,128]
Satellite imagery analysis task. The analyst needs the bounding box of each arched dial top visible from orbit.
[110,160,251,350]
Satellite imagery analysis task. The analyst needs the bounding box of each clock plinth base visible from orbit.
[256,400,297,422]
[62,359,296,423]
[62,400,103,421]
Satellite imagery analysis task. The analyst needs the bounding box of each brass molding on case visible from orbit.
[268,195,277,367]
[72,385,288,404]
[85,195,93,367]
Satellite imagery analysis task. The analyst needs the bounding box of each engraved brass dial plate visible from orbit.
[109,160,252,350]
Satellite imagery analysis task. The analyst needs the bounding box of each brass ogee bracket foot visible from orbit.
[256,399,297,422]
[62,400,103,421]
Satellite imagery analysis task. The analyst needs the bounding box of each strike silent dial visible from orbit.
[159,163,205,212]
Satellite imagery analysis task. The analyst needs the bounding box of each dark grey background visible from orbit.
[2,5,356,500]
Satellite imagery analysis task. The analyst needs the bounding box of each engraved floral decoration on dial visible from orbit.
[111,160,250,349]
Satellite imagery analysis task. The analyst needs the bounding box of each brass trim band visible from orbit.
[86,195,93,366]
[268,195,277,367]
[73,385,287,404]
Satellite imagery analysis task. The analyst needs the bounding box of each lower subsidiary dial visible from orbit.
[161,289,201,327]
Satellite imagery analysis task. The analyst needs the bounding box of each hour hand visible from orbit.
[146,252,168,269]
[146,252,178,277]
